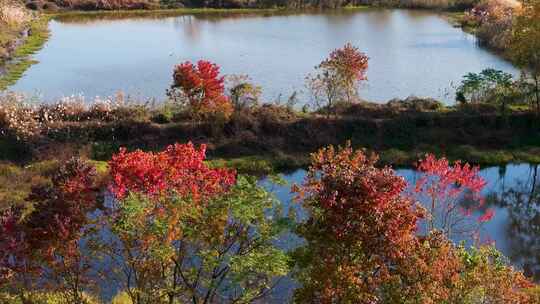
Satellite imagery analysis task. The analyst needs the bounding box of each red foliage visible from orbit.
[171,60,233,119]
[413,154,488,237]
[297,143,422,246]
[0,208,28,286]
[109,142,236,202]
[25,159,99,256]
[293,145,536,303]
[0,159,99,294]
[293,143,425,302]
[321,43,369,83]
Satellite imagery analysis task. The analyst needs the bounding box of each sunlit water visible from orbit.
[8,9,518,103]
[259,163,540,301]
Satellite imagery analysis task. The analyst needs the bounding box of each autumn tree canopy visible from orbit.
[307,43,369,116]
[168,60,233,121]
[293,143,536,303]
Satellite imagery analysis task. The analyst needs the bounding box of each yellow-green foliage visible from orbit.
[111,291,133,304]
[0,160,58,209]
[526,286,540,302]
[0,15,50,90]
[0,292,99,304]
[89,160,109,175]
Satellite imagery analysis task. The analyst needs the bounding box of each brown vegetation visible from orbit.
[1,93,539,171]
[0,1,32,61]
[462,0,519,51]
[362,0,478,9]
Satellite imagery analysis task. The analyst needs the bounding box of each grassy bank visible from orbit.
[3,104,540,213]
[2,96,540,176]
[52,7,287,20]
[49,6,370,22]
[0,15,50,90]
[210,145,540,175]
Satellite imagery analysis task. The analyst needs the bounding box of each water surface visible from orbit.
[9,9,518,103]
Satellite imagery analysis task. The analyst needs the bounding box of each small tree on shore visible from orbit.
[168,60,233,122]
[456,69,515,115]
[226,74,262,111]
[307,43,369,117]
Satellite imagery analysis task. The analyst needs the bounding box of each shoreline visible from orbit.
[2,99,540,175]
[0,15,50,90]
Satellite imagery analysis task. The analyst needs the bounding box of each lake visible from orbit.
[8,9,518,103]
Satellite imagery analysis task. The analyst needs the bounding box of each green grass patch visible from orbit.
[208,153,309,176]
[0,58,38,89]
[0,160,57,210]
[89,159,109,175]
[0,16,51,90]
[378,145,540,168]
[51,6,370,22]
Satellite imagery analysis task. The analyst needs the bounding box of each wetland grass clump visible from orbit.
[0,15,50,90]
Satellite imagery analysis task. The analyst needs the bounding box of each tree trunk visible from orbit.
[534,75,540,114]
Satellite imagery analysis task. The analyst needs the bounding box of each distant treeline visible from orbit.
[189,0,478,9]
[23,0,479,11]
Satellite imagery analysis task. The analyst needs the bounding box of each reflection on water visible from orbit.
[9,9,518,103]
[484,165,540,281]
[261,163,540,283]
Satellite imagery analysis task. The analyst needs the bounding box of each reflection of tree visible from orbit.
[487,165,540,281]
[173,15,201,42]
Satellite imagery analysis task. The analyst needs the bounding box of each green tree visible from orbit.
[456,68,515,114]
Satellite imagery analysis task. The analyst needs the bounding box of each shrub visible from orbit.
[292,142,425,302]
[467,0,518,51]
[0,92,42,140]
[226,74,262,111]
[0,1,31,28]
[413,153,488,239]
[456,69,517,115]
[387,96,444,112]
[0,158,100,302]
[51,0,159,10]
[455,245,535,303]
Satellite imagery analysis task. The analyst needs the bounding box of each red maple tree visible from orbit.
[413,154,488,239]
[109,142,236,202]
[169,60,233,120]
